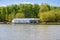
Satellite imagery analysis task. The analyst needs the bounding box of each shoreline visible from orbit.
[0,22,60,25]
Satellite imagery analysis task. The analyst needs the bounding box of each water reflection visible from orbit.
[0,24,60,40]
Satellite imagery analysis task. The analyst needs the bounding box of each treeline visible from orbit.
[39,3,60,22]
[0,3,60,22]
[0,4,40,22]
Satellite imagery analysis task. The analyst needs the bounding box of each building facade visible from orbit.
[12,18,40,24]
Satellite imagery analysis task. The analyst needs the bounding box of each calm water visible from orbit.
[0,24,60,40]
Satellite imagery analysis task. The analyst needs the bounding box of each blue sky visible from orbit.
[0,0,60,6]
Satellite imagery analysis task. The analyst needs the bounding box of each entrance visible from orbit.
[30,20,38,24]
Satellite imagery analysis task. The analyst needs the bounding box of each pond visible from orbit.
[0,24,60,40]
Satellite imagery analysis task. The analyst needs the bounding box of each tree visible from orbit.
[16,13,25,18]
[40,3,50,12]
[33,4,40,18]
[9,13,14,22]
[39,11,56,22]
[23,4,34,18]
[0,7,6,20]
[18,4,24,13]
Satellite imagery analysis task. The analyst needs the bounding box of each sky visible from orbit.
[0,0,60,6]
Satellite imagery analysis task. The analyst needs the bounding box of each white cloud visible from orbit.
[20,2,34,4]
[0,4,7,7]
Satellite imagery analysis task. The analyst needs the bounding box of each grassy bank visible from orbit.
[0,22,60,25]
[39,22,60,25]
[0,22,10,24]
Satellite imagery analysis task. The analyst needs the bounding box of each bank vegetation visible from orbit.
[0,3,60,23]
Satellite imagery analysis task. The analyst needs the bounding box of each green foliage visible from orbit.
[33,4,40,18]
[40,3,50,12]
[39,10,60,22]
[23,4,33,18]
[9,13,14,22]
[16,13,25,18]
[39,11,55,22]
[0,3,60,22]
